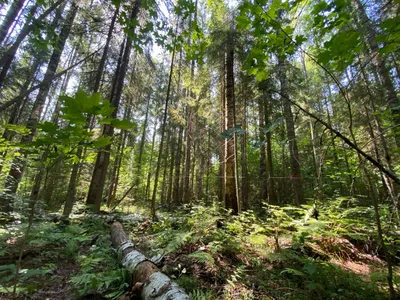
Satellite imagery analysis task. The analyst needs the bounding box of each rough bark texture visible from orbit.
[279,60,305,205]
[110,221,189,299]
[87,1,140,211]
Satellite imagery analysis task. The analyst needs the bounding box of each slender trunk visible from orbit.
[219,59,226,204]
[133,95,151,197]
[258,96,267,207]
[173,125,183,205]
[166,127,176,209]
[86,0,140,211]
[160,128,171,207]
[353,0,400,147]
[265,89,277,204]
[0,0,65,87]
[145,119,158,202]
[224,40,239,214]
[150,40,176,219]
[0,0,25,45]
[93,6,119,93]
[1,3,77,212]
[279,60,304,205]
[107,131,126,207]
[241,98,249,210]
[182,106,192,203]
[206,128,212,204]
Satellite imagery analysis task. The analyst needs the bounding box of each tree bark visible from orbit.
[353,0,400,147]
[0,0,65,87]
[279,60,305,205]
[224,40,239,214]
[0,0,25,45]
[110,221,189,299]
[0,2,77,213]
[258,95,267,207]
[86,0,140,211]
[150,39,177,219]
[265,89,277,204]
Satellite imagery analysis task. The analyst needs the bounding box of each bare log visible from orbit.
[110,221,190,299]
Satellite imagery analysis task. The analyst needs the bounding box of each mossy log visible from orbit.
[110,221,190,299]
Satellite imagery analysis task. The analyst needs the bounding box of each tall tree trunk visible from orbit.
[132,95,151,198]
[166,127,176,209]
[265,89,277,204]
[224,40,239,214]
[219,60,226,204]
[206,128,212,204]
[145,119,158,202]
[26,3,78,210]
[86,0,140,211]
[173,124,183,206]
[0,0,65,87]
[150,40,176,219]
[258,95,267,208]
[182,105,193,203]
[0,2,77,213]
[279,60,304,205]
[0,0,25,45]
[241,96,249,210]
[160,128,171,207]
[353,0,400,147]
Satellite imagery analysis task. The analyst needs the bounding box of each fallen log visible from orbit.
[110,221,190,299]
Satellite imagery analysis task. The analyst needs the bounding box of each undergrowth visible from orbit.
[0,213,127,299]
[145,198,399,299]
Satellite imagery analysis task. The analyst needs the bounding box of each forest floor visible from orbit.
[0,200,399,299]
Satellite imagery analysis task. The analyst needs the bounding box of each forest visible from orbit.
[0,0,400,298]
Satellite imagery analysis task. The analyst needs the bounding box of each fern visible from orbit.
[188,251,215,268]
[166,231,193,253]
[189,289,214,300]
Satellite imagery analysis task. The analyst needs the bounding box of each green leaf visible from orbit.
[264,117,284,133]
[112,119,135,130]
[39,121,58,134]
[92,136,112,148]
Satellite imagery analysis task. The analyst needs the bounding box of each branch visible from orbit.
[272,89,400,185]
[0,48,102,111]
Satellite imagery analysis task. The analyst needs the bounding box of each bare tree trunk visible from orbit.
[132,95,151,198]
[173,125,183,205]
[145,119,158,202]
[0,0,25,45]
[0,0,65,87]
[150,40,177,219]
[86,0,140,211]
[206,128,212,204]
[219,60,226,204]
[265,88,277,204]
[279,60,304,205]
[224,39,239,214]
[258,95,267,208]
[1,2,77,213]
[353,0,400,147]
[241,99,249,210]
[166,127,176,209]
[160,128,171,207]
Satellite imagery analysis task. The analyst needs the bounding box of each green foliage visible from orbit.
[189,288,215,300]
